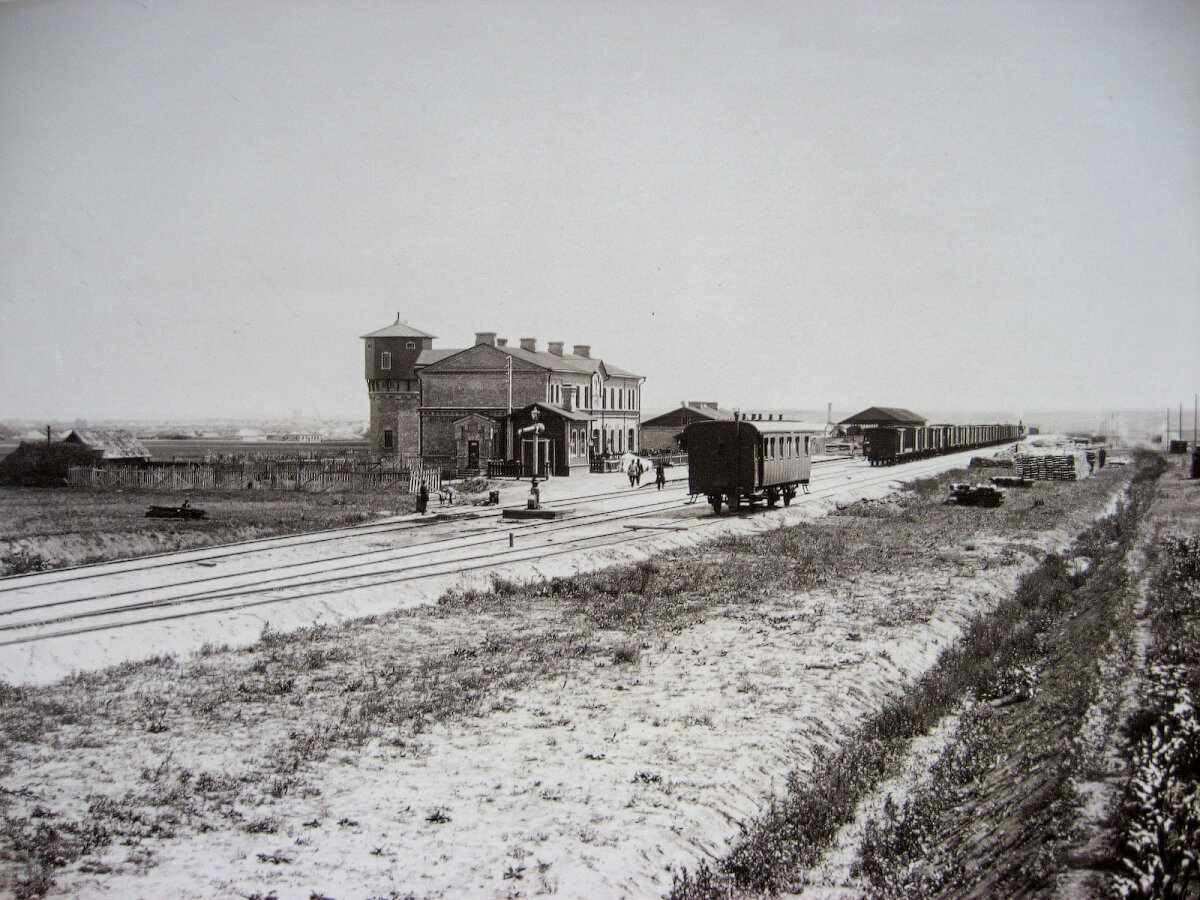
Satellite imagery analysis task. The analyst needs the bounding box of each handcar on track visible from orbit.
[683,420,813,515]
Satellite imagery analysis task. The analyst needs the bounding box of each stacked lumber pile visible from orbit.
[1014,451,1091,481]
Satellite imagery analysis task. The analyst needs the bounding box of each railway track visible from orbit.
[0,453,964,652]
[0,475,704,591]
[0,451,982,676]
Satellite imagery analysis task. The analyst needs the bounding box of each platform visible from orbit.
[501,507,575,520]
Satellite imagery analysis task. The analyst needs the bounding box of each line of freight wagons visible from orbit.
[862,423,1024,466]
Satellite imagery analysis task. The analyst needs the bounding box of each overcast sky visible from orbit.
[2,0,1197,422]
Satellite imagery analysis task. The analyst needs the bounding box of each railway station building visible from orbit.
[363,318,643,475]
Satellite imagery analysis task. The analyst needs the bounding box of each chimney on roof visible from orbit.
[573,344,591,358]
[475,332,497,347]
[520,338,537,352]
[496,338,507,348]
[547,341,564,356]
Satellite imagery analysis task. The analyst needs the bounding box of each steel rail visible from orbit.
[0,476,695,591]
[0,453,975,643]
[0,490,692,619]
[0,492,699,630]
[0,518,685,646]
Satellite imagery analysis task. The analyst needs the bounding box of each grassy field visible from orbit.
[0,487,421,574]
[0,458,1146,899]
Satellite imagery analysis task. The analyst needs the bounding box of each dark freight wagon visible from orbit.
[683,420,813,515]
[863,423,1024,466]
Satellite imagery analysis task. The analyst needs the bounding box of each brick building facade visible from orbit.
[362,320,643,475]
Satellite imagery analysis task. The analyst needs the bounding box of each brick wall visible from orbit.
[369,391,420,456]
[422,370,546,409]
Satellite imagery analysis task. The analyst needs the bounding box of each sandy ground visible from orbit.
[6,464,1130,900]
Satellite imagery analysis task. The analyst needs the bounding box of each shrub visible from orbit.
[1,550,48,576]
[612,643,641,665]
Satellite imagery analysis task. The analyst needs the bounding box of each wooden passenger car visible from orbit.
[683,420,813,515]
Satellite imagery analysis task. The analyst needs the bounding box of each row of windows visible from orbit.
[763,435,810,459]
[547,383,639,410]
[592,427,637,454]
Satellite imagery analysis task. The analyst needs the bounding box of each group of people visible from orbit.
[628,458,668,490]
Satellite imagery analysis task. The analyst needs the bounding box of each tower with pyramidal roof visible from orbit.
[361,315,434,457]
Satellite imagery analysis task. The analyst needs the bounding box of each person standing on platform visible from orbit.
[655,461,666,490]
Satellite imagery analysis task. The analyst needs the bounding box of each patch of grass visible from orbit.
[1,549,48,576]
[612,642,641,665]
[0,485,413,570]
[1111,532,1200,900]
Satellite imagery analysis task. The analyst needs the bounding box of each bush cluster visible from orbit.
[1114,535,1200,900]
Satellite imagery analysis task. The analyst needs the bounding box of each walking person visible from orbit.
[655,461,666,490]
[416,481,429,514]
[628,460,638,488]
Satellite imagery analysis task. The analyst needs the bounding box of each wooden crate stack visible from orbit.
[1014,453,1082,481]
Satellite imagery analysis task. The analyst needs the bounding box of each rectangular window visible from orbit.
[380,351,392,370]
[383,429,395,450]
[406,341,416,349]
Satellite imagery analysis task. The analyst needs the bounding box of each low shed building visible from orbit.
[640,402,735,452]
[63,429,151,463]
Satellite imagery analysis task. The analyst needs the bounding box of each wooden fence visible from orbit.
[68,462,439,493]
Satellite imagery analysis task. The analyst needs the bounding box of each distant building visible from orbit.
[839,407,927,431]
[640,402,735,452]
[362,318,644,474]
[62,429,151,462]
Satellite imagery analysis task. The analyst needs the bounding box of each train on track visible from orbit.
[683,420,814,514]
[861,423,1024,466]
[684,418,1025,514]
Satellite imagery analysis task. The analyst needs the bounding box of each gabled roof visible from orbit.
[418,343,642,379]
[360,316,437,340]
[415,348,460,367]
[63,429,151,459]
[499,347,641,379]
[839,406,927,426]
[641,403,736,428]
